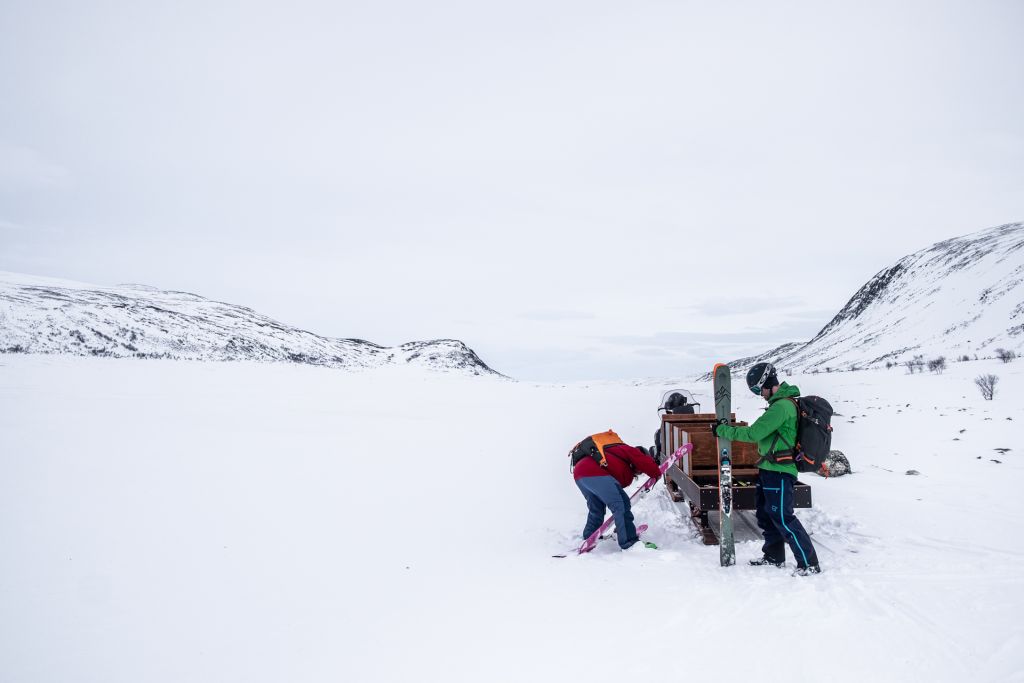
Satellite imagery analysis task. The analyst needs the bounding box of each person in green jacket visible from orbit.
[712,362,821,575]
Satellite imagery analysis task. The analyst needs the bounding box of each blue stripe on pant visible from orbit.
[755,469,819,569]
[575,476,639,549]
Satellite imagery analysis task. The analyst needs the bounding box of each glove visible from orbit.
[710,418,729,436]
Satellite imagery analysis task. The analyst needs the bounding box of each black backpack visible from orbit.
[767,396,834,474]
[568,430,625,470]
[789,396,834,473]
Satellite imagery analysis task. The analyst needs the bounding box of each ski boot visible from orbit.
[792,564,822,576]
[749,556,785,568]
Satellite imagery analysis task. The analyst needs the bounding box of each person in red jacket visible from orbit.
[572,433,661,550]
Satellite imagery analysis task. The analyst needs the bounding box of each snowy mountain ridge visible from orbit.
[0,271,503,377]
[726,222,1024,375]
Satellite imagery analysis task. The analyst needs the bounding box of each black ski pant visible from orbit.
[755,469,819,569]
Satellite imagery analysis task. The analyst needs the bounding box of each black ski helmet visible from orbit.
[746,362,778,395]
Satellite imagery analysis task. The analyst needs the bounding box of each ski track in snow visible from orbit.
[1,355,1022,682]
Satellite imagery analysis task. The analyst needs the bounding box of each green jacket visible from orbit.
[718,382,800,477]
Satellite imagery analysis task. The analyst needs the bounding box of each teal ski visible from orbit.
[713,363,736,566]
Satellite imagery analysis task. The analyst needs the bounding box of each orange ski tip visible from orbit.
[712,363,727,371]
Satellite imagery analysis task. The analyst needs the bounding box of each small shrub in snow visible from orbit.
[975,374,999,401]
[928,357,946,374]
[995,348,1016,364]
[905,356,925,374]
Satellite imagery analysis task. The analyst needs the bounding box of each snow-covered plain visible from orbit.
[1,356,1021,682]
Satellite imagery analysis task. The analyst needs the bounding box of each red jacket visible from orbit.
[573,443,661,488]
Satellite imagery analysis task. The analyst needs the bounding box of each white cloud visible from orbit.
[0,143,69,190]
[519,310,597,322]
[0,218,62,234]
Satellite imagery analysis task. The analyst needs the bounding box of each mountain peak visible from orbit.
[726,222,1024,374]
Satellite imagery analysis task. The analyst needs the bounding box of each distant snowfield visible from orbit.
[1,356,1021,682]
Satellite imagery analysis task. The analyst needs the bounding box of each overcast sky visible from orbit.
[1,1,1022,380]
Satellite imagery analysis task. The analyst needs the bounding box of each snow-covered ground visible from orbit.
[1,356,1021,682]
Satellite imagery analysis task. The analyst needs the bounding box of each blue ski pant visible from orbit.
[755,470,819,569]
[575,476,639,549]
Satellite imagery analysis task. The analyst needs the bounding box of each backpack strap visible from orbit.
[603,448,634,473]
[759,399,798,465]
[589,430,625,468]
[760,434,795,465]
